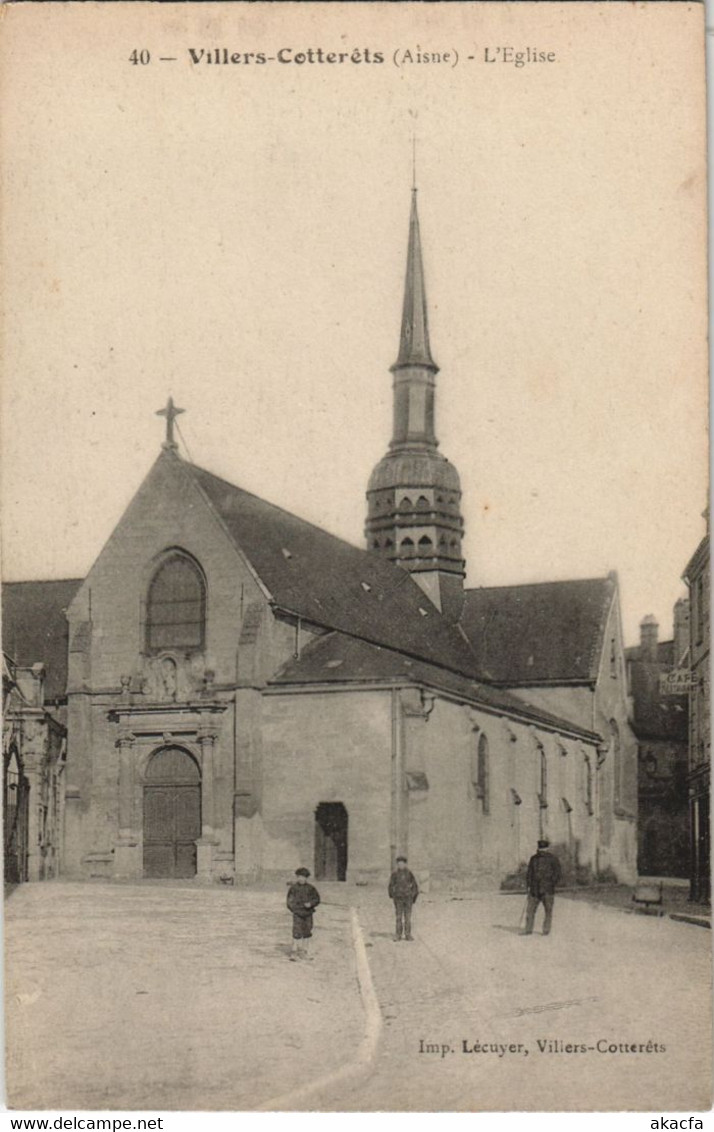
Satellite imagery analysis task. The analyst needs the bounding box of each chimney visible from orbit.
[639,614,659,661]
[673,597,690,667]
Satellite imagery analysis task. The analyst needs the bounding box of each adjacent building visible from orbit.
[2,653,68,883]
[625,607,689,879]
[683,516,710,902]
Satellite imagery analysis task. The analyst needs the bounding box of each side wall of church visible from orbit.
[402,695,600,890]
[259,690,393,881]
[506,596,637,884]
[257,685,602,892]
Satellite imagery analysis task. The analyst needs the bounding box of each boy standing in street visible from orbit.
[388,855,419,941]
[287,867,321,961]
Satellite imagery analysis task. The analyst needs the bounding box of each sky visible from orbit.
[1,2,708,646]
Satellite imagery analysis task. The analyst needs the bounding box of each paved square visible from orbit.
[311,890,712,1111]
[5,882,363,1110]
[5,883,711,1112]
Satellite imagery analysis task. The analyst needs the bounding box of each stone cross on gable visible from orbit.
[156,397,185,450]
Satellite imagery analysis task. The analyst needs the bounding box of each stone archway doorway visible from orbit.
[143,746,201,879]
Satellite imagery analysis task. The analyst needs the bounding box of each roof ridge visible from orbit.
[463,576,610,595]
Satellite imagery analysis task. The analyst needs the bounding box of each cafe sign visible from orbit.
[659,670,695,695]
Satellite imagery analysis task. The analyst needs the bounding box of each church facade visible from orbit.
[5,192,638,889]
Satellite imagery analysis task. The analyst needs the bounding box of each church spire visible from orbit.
[392,190,437,374]
[388,191,439,453]
[366,189,466,619]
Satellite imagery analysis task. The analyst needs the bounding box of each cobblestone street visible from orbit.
[5,882,711,1113]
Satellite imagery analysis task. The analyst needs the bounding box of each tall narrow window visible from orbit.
[477,733,490,814]
[610,719,622,808]
[583,752,593,815]
[471,733,490,815]
[539,747,548,810]
[146,553,206,653]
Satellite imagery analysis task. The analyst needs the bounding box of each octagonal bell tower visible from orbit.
[365,189,465,619]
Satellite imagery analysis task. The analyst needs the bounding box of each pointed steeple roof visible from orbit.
[392,190,438,373]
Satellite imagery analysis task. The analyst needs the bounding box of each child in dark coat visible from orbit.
[388,855,419,941]
[287,867,321,961]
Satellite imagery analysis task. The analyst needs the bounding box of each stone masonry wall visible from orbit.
[259,690,392,880]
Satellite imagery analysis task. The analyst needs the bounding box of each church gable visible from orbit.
[66,448,268,693]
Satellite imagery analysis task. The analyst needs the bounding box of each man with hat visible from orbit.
[388,855,419,942]
[523,839,562,936]
[286,867,321,961]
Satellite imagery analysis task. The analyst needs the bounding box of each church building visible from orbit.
[4,191,637,889]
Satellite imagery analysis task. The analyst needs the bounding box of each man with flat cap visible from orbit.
[287,867,321,961]
[388,855,419,941]
[523,839,562,936]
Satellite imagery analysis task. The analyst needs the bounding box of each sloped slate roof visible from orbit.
[2,579,83,700]
[459,577,615,685]
[270,631,600,740]
[188,462,480,678]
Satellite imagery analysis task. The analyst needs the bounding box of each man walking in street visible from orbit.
[287,867,321,961]
[388,855,419,941]
[523,839,562,936]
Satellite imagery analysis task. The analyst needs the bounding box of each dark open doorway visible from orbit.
[314,802,348,881]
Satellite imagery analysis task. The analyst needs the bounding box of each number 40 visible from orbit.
[129,49,151,65]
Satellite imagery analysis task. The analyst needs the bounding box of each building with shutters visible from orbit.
[2,191,637,889]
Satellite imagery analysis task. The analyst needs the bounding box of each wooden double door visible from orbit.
[143,747,201,879]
